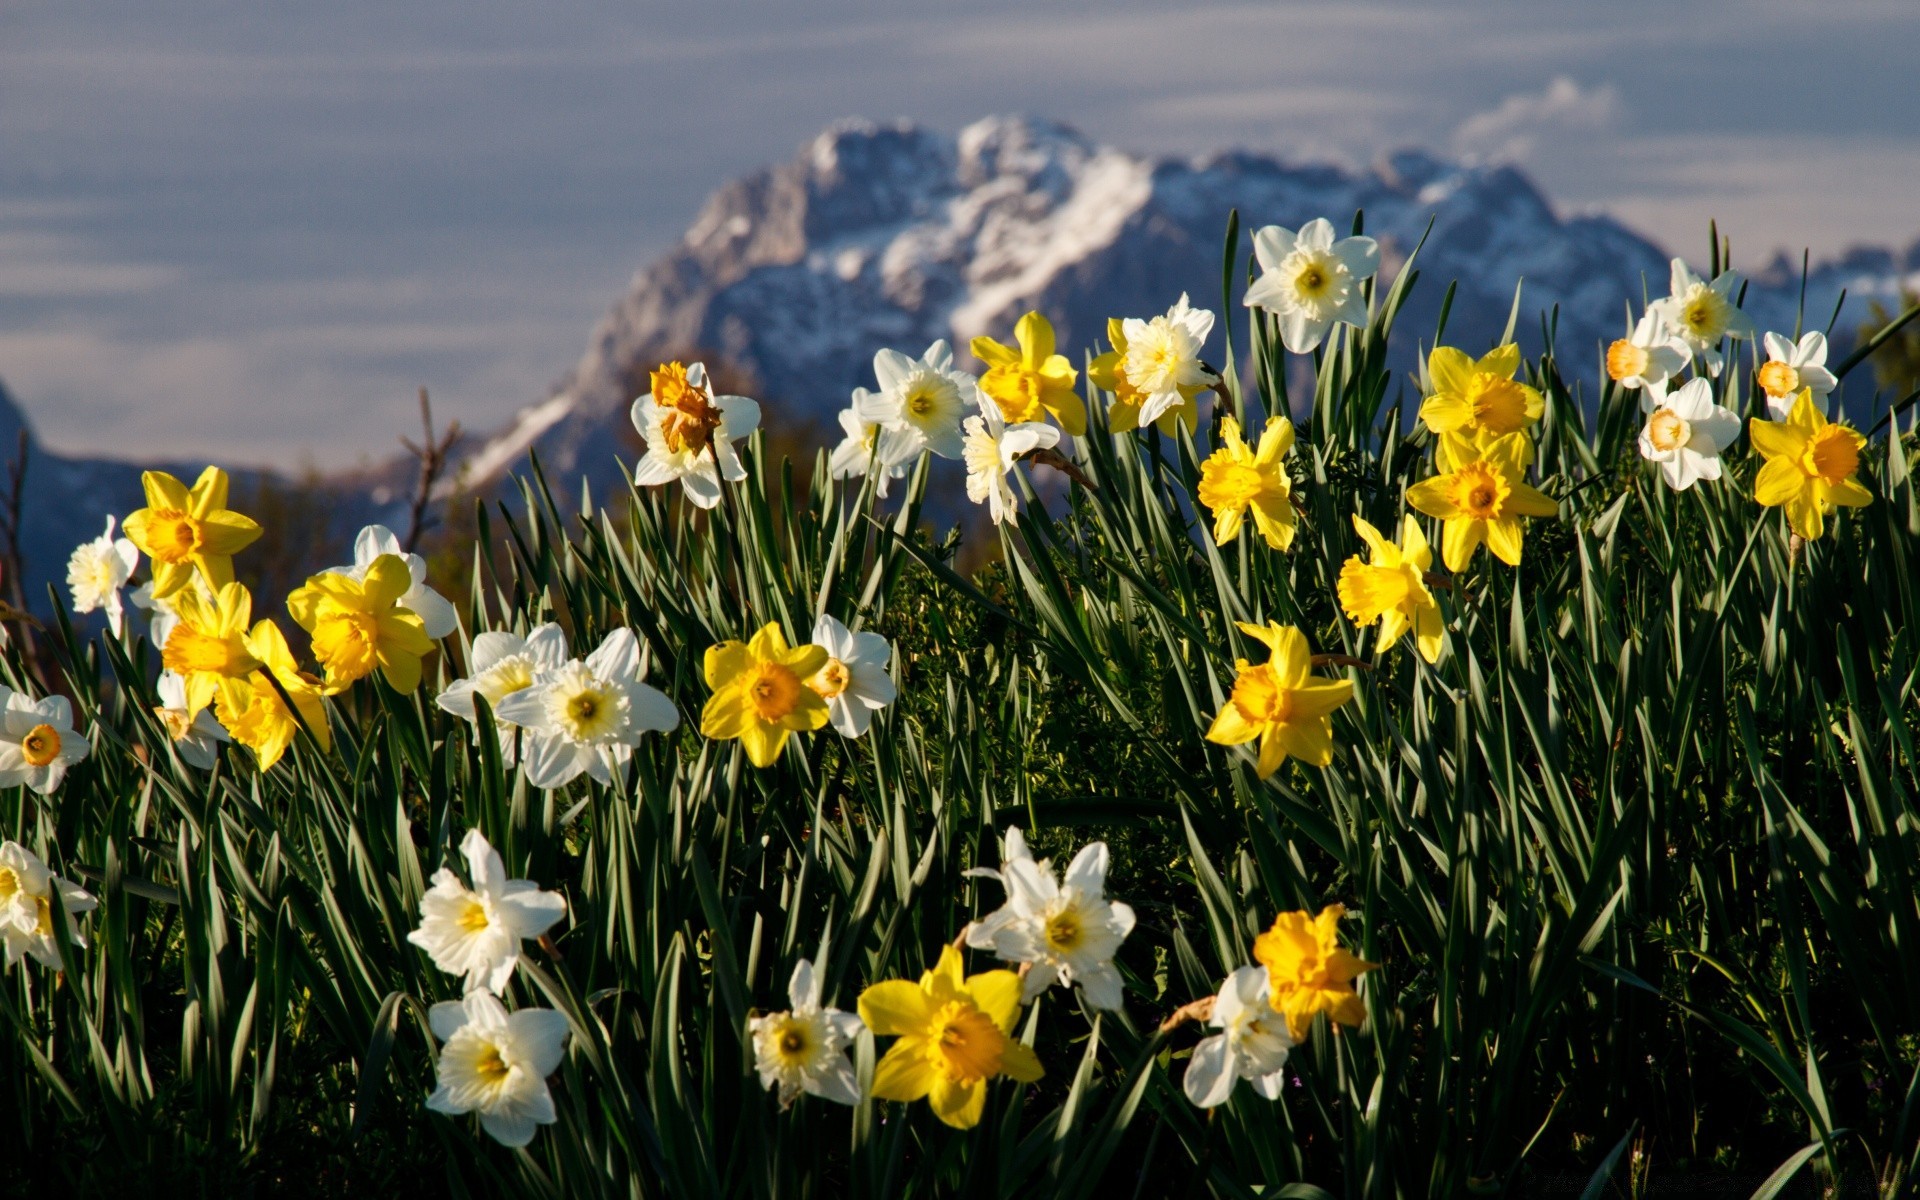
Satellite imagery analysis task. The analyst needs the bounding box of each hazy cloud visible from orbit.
[1452,78,1623,165]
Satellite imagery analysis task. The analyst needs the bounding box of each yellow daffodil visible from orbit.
[1337,515,1442,663]
[220,620,331,771]
[1251,904,1378,1040]
[1196,416,1296,551]
[701,622,829,767]
[858,945,1043,1129]
[1417,344,1542,446]
[122,466,262,599]
[1205,622,1352,776]
[971,311,1084,436]
[1750,388,1872,541]
[286,555,434,693]
[1404,433,1557,571]
[160,581,261,721]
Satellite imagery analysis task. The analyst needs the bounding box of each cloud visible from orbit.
[1451,77,1623,164]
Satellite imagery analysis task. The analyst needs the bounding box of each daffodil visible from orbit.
[852,340,979,460]
[154,671,228,770]
[1196,416,1296,551]
[629,361,761,509]
[407,828,568,994]
[160,580,261,721]
[1750,388,1872,540]
[287,555,434,694]
[1650,258,1754,376]
[749,957,864,1109]
[1605,310,1691,397]
[971,311,1084,436]
[1404,433,1558,571]
[1252,904,1377,1040]
[0,691,89,795]
[493,628,680,788]
[1417,344,1542,445]
[436,624,569,763]
[859,945,1044,1129]
[426,990,569,1148]
[1205,622,1353,776]
[326,524,459,639]
[1090,295,1217,433]
[1637,378,1741,492]
[961,402,1059,527]
[964,827,1135,1011]
[1337,515,1442,663]
[66,516,137,635]
[221,620,331,771]
[1243,217,1379,354]
[827,406,917,498]
[805,614,897,738]
[1181,966,1293,1108]
[0,840,96,970]
[122,466,262,599]
[701,623,829,767]
[1757,331,1837,419]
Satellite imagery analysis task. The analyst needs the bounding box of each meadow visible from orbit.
[3,210,1919,1199]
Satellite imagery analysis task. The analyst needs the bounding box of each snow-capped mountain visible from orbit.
[465,114,1917,490]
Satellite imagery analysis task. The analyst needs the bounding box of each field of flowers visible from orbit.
[4,209,1919,1198]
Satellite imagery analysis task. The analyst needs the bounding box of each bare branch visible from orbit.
[401,387,461,554]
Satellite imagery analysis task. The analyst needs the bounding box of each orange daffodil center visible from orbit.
[1749,389,1872,541]
[650,361,724,456]
[1756,360,1799,398]
[1206,622,1354,778]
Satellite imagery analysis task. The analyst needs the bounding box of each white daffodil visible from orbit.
[66,516,138,635]
[327,524,459,639]
[961,403,1059,527]
[853,340,979,461]
[805,614,897,739]
[827,406,918,498]
[629,360,761,510]
[0,691,88,795]
[1758,331,1838,419]
[426,989,570,1148]
[1637,377,1743,492]
[748,956,863,1109]
[1243,218,1379,354]
[1122,295,1219,427]
[154,670,228,769]
[437,623,569,763]
[1650,258,1754,376]
[407,827,568,993]
[965,827,1135,1010]
[1605,309,1692,398]
[493,628,679,788]
[0,840,96,969]
[1181,965,1293,1108]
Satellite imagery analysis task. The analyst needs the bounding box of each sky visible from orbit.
[1,0,1916,468]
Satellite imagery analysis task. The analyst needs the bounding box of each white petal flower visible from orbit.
[436,624,570,763]
[66,516,138,635]
[747,956,864,1108]
[1758,331,1838,419]
[154,670,229,769]
[328,524,459,639]
[426,989,570,1148]
[1636,377,1743,493]
[1649,258,1755,376]
[0,692,89,795]
[1243,218,1379,354]
[852,340,979,461]
[1121,294,1219,427]
[827,406,918,498]
[805,614,897,739]
[964,826,1136,1010]
[961,404,1059,527]
[0,839,97,970]
[407,828,568,993]
[629,361,761,510]
[1605,310,1692,398]
[1181,966,1293,1108]
[493,628,680,788]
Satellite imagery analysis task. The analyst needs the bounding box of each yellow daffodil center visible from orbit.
[1229,663,1292,724]
[1338,563,1409,623]
[905,384,940,417]
[1464,373,1532,434]
[928,1001,1006,1085]
[32,895,52,936]
[164,627,253,677]
[1288,250,1341,302]
[1646,409,1691,453]
[1044,908,1084,953]
[1450,462,1507,520]
[1680,287,1727,338]
[473,1043,512,1087]
[769,1015,813,1067]
[458,898,491,933]
[20,725,61,768]
[746,661,804,722]
[145,510,203,563]
[1757,361,1800,397]
[983,367,1047,423]
[155,706,193,741]
[652,362,723,456]
[1606,339,1648,382]
[475,658,536,709]
[312,611,382,682]
[552,679,620,740]
[81,555,119,595]
[1207,462,1270,513]
[0,865,19,901]
[809,657,851,700]
[1804,426,1860,485]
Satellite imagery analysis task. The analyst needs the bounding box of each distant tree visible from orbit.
[1859,287,1920,399]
